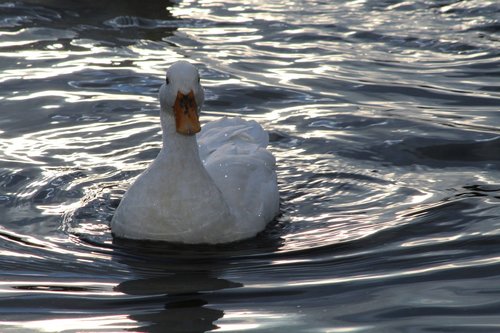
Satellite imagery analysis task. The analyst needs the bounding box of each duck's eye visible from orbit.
[166,77,170,85]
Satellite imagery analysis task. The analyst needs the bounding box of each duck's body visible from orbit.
[111,61,279,244]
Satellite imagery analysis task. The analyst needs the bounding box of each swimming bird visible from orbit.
[111,61,280,244]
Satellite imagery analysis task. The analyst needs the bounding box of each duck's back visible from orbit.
[198,117,280,237]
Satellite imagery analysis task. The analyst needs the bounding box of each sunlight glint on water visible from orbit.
[0,0,499,331]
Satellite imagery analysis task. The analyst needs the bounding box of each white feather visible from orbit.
[111,61,280,244]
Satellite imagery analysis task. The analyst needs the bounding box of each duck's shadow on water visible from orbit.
[111,231,284,333]
[114,270,232,332]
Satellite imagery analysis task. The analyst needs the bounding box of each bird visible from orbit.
[111,61,280,244]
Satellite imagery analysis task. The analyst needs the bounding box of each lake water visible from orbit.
[1,0,500,332]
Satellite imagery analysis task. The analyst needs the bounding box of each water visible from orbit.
[1,0,499,331]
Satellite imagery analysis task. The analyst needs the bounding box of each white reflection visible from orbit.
[0,315,138,332]
[408,191,434,205]
[7,90,154,103]
[0,250,43,260]
[0,117,158,166]
[0,226,111,262]
[0,280,118,296]
[249,255,500,289]
[217,310,294,332]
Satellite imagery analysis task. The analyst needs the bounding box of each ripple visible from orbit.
[1,0,500,331]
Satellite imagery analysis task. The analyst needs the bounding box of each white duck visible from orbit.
[111,61,280,244]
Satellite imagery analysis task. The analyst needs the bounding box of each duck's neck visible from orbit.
[160,112,201,167]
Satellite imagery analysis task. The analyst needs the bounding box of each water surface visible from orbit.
[1,0,500,332]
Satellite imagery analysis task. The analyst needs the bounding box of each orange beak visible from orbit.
[173,90,201,135]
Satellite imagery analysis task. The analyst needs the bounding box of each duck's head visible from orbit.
[159,61,205,135]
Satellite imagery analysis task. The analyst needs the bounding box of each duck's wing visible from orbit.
[198,117,280,236]
[198,117,269,156]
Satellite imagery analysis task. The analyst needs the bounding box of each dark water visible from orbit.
[1,0,500,332]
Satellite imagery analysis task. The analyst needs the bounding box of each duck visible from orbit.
[111,61,280,244]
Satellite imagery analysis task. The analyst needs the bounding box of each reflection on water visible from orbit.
[1,0,500,331]
[115,273,235,332]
